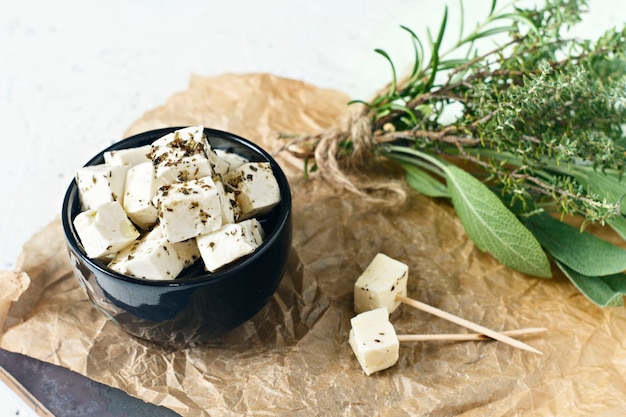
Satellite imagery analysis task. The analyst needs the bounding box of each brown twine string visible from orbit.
[294,103,407,207]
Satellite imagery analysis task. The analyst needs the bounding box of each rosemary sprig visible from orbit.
[284,0,626,307]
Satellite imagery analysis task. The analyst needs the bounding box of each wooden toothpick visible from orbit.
[397,327,547,342]
[396,294,543,354]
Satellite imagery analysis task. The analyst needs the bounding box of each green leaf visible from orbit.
[608,215,626,240]
[445,165,552,277]
[415,104,433,118]
[401,163,449,198]
[400,25,425,82]
[374,48,398,96]
[460,25,517,44]
[347,99,371,107]
[437,58,473,71]
[573,167,626,206]
[458,0,466,44]
[426,6,448,91]
[525,212,626,276]
[556,261,626,307]
[493,12,540,37]
[488,0,497,16]
[388,102,419,125]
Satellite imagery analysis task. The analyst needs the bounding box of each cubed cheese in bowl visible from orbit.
[61,126,292,347]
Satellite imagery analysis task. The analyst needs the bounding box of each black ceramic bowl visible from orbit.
[61,127,292,347]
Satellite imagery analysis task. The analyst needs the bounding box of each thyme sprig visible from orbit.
[282,0,626,306]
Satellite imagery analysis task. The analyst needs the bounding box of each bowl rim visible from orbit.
[61,126,292,288]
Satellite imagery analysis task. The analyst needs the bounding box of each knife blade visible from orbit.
[0,348,181,417]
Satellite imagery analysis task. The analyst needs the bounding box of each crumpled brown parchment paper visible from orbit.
[2,73,626,417]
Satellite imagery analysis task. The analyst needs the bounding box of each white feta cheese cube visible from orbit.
[172,238,202,268]
[155,176,223,243]
[354,253,408,314]
[196,218,264,272]
[224,162,281,220]
[75,164,129,210]
[108,234,185,281]
[151,125,213,185]
[214,149,249,172]
[215,180,240,225]
[104,145,152,167]
[144,224,201,268]
[246,218,264,243]
[73,201,139,259]
[123,162,159,230]
[208,149,232,177]
[348,307,399,375]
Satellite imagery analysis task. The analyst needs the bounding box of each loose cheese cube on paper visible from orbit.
[196,218,264,272]
[155,176,223,243]
[349,307,399,375]
[151,125,213,185]
[354,253,408,314]
[104,145,152,167]
[224,162,280,220]
[108,233,185,281]
[73,201,139,259]
[123,162,159,230]
[75,164,129,210]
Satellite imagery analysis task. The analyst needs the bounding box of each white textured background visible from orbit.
[0,0,624,413]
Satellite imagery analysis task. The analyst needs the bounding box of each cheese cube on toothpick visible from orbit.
[354,252,543,355]
[354,253,408,314]
[348,307,399,375]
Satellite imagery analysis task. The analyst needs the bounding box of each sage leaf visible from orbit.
[608,215,626,240]
[525,212,626,276]
[556,261,626,307]
[402,163,449,198]
[444,165,551,277]
[573,167,626,206]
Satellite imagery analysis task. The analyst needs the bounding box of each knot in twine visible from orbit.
[311,104,407,207]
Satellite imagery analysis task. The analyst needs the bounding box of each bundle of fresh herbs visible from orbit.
[283,0,626,307]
